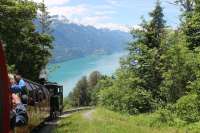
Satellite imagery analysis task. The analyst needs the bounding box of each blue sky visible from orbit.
[34,0,181,31]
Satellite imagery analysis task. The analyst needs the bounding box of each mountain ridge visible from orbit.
[41,16,132,63]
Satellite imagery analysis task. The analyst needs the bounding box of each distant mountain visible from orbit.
[40,16,132,63]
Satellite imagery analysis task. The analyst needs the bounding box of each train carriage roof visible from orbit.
[45,82,63,88]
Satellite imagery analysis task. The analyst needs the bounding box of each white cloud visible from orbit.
[33,0,130,32]
[70,17,131,32]
[50,6,129,32]
[49,5,88,18]
[32,0,70,7]
[95,23,131,32]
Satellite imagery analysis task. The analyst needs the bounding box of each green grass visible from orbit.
[54,108,200,133]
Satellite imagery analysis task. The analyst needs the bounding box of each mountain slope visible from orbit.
[48,16,132,63]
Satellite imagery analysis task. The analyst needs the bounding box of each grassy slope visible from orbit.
[54,107,200,133]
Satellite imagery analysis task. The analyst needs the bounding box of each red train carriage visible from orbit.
[0,41,10,133]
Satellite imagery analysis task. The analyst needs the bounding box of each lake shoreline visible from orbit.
[49,50,125,64]
[48,51,127,96]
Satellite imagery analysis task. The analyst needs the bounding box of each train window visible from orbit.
[28,90,36,106]
[59,87,63,93]
[38,89,44,102]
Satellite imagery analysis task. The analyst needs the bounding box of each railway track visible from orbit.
[31,107,93,133]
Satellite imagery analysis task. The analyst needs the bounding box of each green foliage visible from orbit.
[126,0,166,101]
[7,64,16,73]
[0,0,53,81]
[147,0,166,48]
[175,94,200,123]
[98,69,155,114]
[68,71,102,107]
[157,108,176,124]
[153,104,187,127]
[69,76,90,106]
[153,94,200,127]
[99,86,155,114]
[89,74,109,105]
[182,0,200,49]
[97,1,166,114]
[159,33,197,102]
[88,71,101,88]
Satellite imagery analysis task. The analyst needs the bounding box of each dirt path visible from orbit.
[33,107,93,133]
[82,110,95,120]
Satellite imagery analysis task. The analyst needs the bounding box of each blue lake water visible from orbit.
[48,52,126,96]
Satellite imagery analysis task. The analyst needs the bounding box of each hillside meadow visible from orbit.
[54,108,200,133]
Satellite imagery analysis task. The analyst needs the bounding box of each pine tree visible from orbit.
[70,76,90,107]
[88,71,101,88]
[146,0,166,48]
[183,0,200,49]
[127,0,166,98]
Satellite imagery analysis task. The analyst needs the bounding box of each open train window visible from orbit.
[37,88,44,102]
[53,86,63,95]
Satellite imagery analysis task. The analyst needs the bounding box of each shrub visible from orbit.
[98,86,123,111]
[157,108,174,124]
[155,104,186,127]
[175,94,200,123]
[99,87,155,114]
[121,89,156,114]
